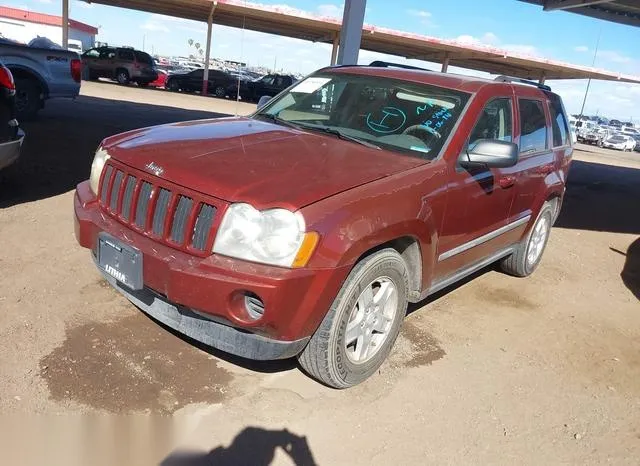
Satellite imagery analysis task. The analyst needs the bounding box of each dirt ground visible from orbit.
[1,82,639,465]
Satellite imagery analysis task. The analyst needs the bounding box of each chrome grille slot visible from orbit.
[99,163,219,255]
[100,165,113,205]
[109,170,124,211]
[170,196,193,244]
[152,188,171,236]
[192,204,216,251]
[121,176,137,221]
[135,182,153,228]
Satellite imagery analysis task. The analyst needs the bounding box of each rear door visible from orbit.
[117,48,135,78]
[509,95,556,224]
[186,69,204,91]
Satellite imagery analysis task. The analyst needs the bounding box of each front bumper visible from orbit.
[74,181,350,360]
[0,129,24,171]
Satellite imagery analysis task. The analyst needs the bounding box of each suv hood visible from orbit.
[101,117,427,209]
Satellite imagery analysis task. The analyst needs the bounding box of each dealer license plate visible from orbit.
[97,233,143,290]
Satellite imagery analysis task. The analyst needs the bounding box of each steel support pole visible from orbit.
[62,0,69,48]
[202,2,217,96]
[441,55,450,73]
[337,0,366,65]
[330,34,340,65]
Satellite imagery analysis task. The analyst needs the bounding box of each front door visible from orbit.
[436,97,519,279]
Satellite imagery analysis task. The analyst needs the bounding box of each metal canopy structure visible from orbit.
[519,0,640,28]
[76,0,640,84]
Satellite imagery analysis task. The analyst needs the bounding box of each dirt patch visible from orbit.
[401,321,446,368]
[477,287,539,311]
[40,314,232,413]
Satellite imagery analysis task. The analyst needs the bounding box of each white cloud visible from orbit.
[317,4,342,18]
[455,32,500,47]
[407,9,432,18]
[597,50,633,64]
[407,8,436,28]
[574,45,589,52]
[74,0,93,8]
[140,22,170,33]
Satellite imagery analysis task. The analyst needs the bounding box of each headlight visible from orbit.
[89,147,110,195]
[213,203,318,268]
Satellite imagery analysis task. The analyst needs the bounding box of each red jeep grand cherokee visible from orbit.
[75,64,573,388]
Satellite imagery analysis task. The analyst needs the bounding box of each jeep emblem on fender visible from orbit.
[145,162,164,177]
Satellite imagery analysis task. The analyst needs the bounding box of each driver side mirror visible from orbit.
[257,95,272,109]
[459,139,519,169]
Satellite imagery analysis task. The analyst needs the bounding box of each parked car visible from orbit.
[74,65,573,388]
[602,133,636,151]
[231,73,296,101]
[0,41,81,120]
[165,68,235,97]
[82,46,158,86]
[148,69,168,89]
[0,62,24,171]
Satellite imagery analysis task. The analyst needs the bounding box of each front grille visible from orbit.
[99,163,218,253]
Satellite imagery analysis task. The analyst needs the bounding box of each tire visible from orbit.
[14,78,41,121]
[298,249,409,389]
[116,69,130,85]
[138,81,150,88]
[500,203,554,277]
[167,79,180,92]
[214,85,226,98]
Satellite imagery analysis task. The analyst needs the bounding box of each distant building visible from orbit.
[0,6,98,52]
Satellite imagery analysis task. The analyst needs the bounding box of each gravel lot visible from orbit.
[1,82,639,465]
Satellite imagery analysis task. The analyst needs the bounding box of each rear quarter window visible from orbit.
[548,95,570,147]
[519,99,548,154]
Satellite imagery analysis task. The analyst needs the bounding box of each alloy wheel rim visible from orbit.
[344,277,398,365]
[527,216,549,267]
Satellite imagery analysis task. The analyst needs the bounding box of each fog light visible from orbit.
[244,294,265,321]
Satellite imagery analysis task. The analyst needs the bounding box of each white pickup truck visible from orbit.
[0,41,82,120]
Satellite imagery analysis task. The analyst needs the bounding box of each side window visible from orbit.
[519,99,548,154]
[118,49,135,61]
[261,75,275,86]
[99,48,116,59]
[84,48,100,58]
[549,98,569,147]
[469,98,513,149]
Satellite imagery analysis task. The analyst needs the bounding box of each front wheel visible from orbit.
[298,249,409,388]
[14,78,41,121]
[501,203,554,277]
[214,85,226,98]
[116,70,130,85]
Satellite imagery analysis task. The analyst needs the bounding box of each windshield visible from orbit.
[255,72,471,158]
[608,136,626,142]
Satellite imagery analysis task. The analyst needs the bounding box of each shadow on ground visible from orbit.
[0,95,224,208]
[160,427,317,466]
[555,160,640,235]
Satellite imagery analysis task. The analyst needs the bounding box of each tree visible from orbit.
[188,38,194,47]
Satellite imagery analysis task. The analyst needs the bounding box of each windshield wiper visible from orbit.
[255,113,303,130]
[296,123,382,150]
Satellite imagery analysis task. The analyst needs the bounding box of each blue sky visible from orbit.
[9,0,640,120]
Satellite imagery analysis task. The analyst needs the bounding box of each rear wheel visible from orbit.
[167,79,180,92]
[500,203,554,277]
[298,249,409,388]
[116,69,130,85]
[14,78,41,121]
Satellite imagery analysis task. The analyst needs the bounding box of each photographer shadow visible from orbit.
[160,427,317,466]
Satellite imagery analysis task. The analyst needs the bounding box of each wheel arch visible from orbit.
[7,65,49,98]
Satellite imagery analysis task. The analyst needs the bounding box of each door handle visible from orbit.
[535,163,555,175]
[498,175,516,189]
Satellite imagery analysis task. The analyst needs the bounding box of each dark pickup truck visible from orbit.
[75,64,572,388]
[231,73,296,101]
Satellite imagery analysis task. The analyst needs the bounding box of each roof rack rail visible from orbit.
[369,61,431,72]
[494,75,551,92]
